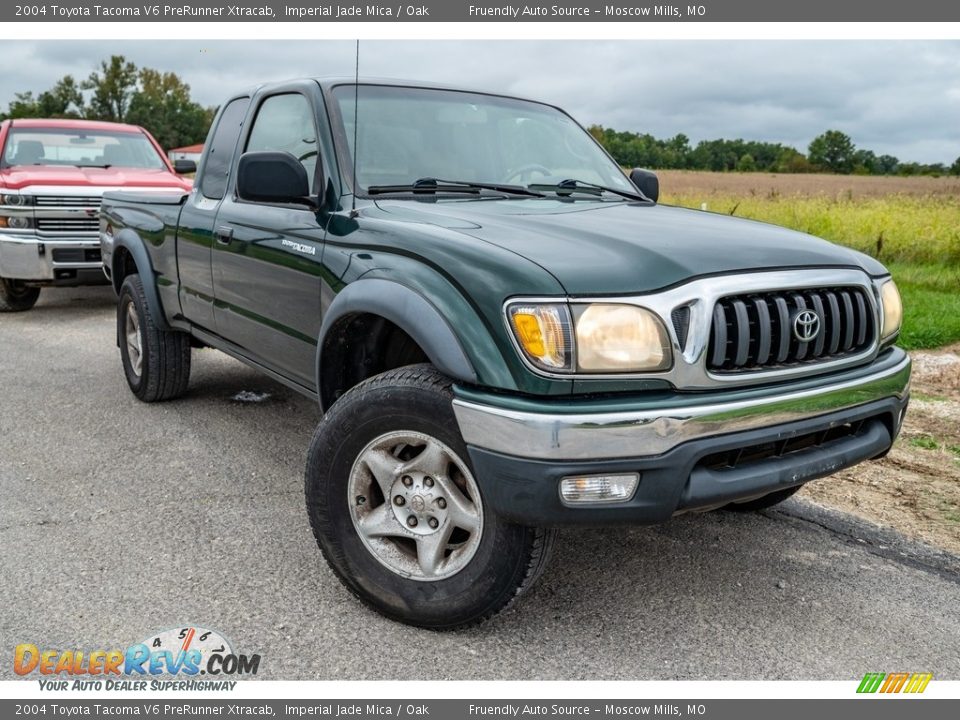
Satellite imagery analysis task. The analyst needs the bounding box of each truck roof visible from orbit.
[240,77,537,102]
[5,118,145,133]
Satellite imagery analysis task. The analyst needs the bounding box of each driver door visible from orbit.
[210,89,326,389]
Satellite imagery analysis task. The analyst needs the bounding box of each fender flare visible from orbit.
[316,278,478,408]
[112,229,171,332]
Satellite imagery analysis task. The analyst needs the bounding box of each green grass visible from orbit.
[938,499,960,524]
[912,392,949,403]
[663,193,960,350]
[884,262,960,350]
[908,436,941,450]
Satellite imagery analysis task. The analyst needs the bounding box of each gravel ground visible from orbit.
[1,287,958,680]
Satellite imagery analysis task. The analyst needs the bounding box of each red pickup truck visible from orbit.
[0,118,194,311]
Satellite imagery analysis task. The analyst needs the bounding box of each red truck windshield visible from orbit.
[2,128,167,170]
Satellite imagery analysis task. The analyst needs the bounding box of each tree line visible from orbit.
[0,55,213,152]
[588,126,960,177]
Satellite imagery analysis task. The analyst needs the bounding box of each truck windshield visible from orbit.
[333,85,634,196]
[2,128,167,170]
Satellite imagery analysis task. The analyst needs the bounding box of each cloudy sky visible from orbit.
[3,40,959,164]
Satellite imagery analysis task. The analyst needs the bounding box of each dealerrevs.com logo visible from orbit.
[857,672,933,694]
[14,626,260,691]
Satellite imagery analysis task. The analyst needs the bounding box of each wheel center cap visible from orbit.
[410,495,426,513]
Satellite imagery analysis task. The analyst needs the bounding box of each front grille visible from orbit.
[698,419,866,472]
[36,218,100,233]
[707,286,874,372]
[34,196,102,208]
[52,248,101,264]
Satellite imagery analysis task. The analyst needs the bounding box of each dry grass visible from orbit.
[658,170,960,199]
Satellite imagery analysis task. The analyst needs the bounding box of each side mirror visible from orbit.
[173,159,197,175]
[237,151,311,205]
[629,168,659,203]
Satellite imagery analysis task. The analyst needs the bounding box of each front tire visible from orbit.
[118,274,191,402]
[0,277,40,312]
[305,364,556,629]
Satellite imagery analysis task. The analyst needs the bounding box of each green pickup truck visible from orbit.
[100,78,910,629]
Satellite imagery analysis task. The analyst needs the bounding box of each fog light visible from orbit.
[560,473,639,505]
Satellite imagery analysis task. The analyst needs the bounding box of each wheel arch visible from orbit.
[316,278,478,412]
[111,229,171,333]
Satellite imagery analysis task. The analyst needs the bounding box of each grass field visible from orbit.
[657,171,960,350]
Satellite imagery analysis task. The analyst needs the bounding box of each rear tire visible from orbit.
[724,485,802,512]
[0,278,40,312]
[118,274,191,402]
[305,364,556,630]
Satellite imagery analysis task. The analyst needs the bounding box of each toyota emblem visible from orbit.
[793,309,821,343]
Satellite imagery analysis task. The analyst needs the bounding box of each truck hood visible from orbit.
[373,198,884,295]
[0,165,191,191]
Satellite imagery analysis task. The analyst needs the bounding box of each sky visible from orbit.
[2,40,959,164]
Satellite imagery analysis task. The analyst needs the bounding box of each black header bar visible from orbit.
[4,0,960,23]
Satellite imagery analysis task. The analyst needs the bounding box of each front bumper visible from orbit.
[452,348,911,526]
[0,234,107,285]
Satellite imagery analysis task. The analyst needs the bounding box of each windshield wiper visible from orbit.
[368,177,545,197]
[529,178,650,202]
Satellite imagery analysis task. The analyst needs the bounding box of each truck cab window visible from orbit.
[199,97,250,200]
[245,94,320,194]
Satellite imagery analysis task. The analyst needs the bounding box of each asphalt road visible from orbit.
[1,286,959,681]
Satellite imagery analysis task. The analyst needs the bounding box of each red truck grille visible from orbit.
[35,217,100,233]
[34,196,102,208]
[707,287,875,372]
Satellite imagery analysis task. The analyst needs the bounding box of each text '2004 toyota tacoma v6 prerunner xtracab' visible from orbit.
[100,79,911,629]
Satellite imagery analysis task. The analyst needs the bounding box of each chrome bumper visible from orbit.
[0,233,102,281]
[453,351,911,461]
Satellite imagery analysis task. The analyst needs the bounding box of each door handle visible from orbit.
[214,226,234,245]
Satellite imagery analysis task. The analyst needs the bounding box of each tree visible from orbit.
[876,154,900,175]
[951,156,960,176]
[126,69,212,150]
[736,153,756,172]
[83,55,138,122]
[774,147,814,173]
[0,76,83,120]
[5,91,41,119]
[36,76,84,118]
[808,130,856,174]
[852,148,878,175]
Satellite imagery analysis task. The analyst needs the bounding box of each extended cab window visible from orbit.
[199,97,250,200]
[245,94,320,193]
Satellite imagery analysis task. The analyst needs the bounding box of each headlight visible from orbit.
[506,303,573,372]
[1,194,32,206]
[506,301,673,374]
[4,216,32,229]
[573,304,671,372]
[879,279,902,340]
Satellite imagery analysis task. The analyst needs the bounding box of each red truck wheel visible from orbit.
[0,278,40,312]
